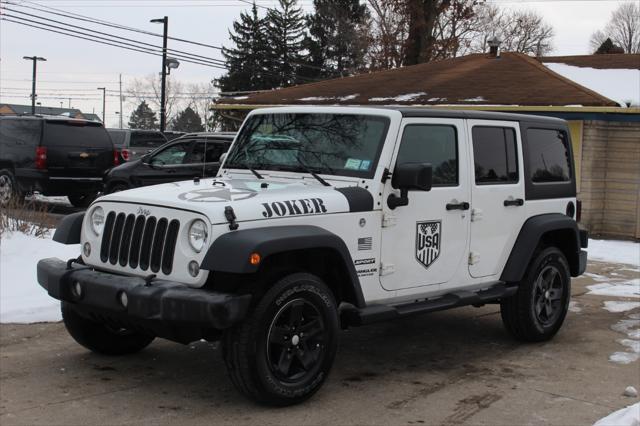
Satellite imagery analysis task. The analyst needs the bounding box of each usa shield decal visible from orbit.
[416,221,441,268]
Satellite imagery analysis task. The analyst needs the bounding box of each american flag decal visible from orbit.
[358,237,373,251]
[416,221,441,268]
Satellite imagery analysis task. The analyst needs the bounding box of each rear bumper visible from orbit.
[15,169,104,195]
[37,258,251,332]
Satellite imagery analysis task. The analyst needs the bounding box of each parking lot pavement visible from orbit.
[1,260,638,426]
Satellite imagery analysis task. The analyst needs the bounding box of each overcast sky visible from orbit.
[0,0,626,127]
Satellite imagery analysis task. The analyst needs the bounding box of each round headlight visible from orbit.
[188,219,208,253]
[90,206,105,235]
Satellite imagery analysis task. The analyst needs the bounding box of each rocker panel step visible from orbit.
[342,284,517,327]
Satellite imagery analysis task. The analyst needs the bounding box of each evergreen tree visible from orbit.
[218,2,271,92]
[128,101,158,130]
[303,0,371,79]
[595,37,625,54]
[171,107,205,133]
[265,0,307,87]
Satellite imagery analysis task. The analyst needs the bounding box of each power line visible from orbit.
[0,16,229,70]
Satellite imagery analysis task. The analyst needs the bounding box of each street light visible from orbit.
[22,56,46,115]
[97,87,106,123]
[151,16,169,132]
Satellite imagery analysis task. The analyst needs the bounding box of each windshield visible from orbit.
[224,113,390,179]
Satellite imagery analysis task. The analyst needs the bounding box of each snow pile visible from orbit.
[369,92,427,102]
[594,402,640,426]
[544,63,640,107]
[0,231,79,323]
[588,239,640,268]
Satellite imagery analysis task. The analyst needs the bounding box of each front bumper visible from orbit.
[37,258,251,332]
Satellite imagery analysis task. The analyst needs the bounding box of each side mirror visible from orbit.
[388,163,432,209]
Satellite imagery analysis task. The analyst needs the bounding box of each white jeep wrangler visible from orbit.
[39,107,588,406]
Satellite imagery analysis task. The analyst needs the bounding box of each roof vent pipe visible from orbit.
[488,36,501,58]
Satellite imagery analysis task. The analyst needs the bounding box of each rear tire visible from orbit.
[67,193,97,208]
[61,302,155,355]
[500,247,571,342]
[222,273,339,406]
[0,169,22,206]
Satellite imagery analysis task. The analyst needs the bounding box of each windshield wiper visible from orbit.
[248,166,264,180]
[296,156,330,187]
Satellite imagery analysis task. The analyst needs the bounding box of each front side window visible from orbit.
[395,124,458,186]
[527,129,571,183]
[150,142,191,166]
[472,126,518,184]
[224,113,390,178]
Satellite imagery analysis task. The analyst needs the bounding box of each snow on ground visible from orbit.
[610,315,640,365]
[543,63,640,107]
[588,239,640,268]
[460,96,487,102]
[0,231,79,323]
[604,301,640,313]
[594,402,640,426]
[589,280,640,299]
[568,300,582,313]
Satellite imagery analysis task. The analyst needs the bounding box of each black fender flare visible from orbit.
[53,212,84,244]
[501,213,585,282]
[201,225,365,307]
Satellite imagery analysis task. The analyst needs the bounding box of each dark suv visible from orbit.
[103,132,234,193]
[0,116,117,207]
[106,129,168,162]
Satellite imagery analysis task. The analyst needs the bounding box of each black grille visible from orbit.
[99,212,179,275]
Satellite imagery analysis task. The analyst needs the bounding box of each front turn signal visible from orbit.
[249,253,261,266]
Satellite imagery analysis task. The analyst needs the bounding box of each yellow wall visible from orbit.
[568,120,583,192]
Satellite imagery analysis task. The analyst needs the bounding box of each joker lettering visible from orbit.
[262,198,328,218]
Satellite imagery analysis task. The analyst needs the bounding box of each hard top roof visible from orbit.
[0,114,102,124]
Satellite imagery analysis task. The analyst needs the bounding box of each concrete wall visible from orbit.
[580,120,640,240]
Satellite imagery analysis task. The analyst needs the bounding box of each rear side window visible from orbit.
[472,127,518,184]
[188,141,227,163]
[131,132,167,148]
[107,130,127,147]
[527,129,571,183]
[43,121,112,148]
[396,125,458,186]
[0,119,41,147]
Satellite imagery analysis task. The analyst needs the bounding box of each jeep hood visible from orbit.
[97,177,373,224]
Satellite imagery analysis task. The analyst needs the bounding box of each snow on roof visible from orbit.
[543,63,640,107]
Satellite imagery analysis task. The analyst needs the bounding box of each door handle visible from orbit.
[446,201,470,211]
[504,198,524,207]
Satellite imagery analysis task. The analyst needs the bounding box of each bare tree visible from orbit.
[590,2,640,54]
[367,0,407,69]
[127,75,184,126]
[183,82,218,131]
[467,6,554,56]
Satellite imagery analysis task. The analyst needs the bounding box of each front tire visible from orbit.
[223,273,339,406]
[61,302,155,355]
[500,247,571,342]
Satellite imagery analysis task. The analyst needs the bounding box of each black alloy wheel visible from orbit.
[266,298,328,383]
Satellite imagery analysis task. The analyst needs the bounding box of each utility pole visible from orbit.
[119,74,124,129]
[97,87,106,124]
[68,98,71,108]
[22,56,46,115]
[151,16,168,132]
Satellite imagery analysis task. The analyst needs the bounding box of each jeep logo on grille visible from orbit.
[416,221,441,268]
[137,207,151,216]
